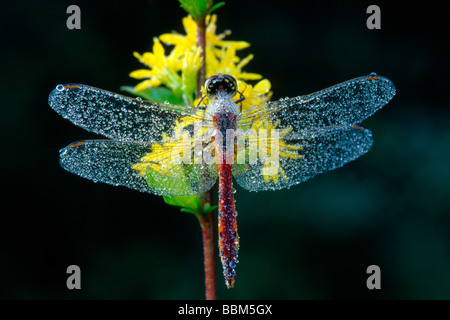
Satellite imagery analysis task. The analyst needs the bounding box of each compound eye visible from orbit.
[222,74,237,96]
[205,75,218,97]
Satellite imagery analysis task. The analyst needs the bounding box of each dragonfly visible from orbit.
[48,73,395,288]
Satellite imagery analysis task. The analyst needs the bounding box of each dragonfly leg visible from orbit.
[235,91,245,112]
[196,95,208,110]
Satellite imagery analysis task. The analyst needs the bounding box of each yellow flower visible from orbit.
[130,38,183,96]
[206,46,261,81]
[181,47,203,103]
[159,15,249,60]
[236,78,272,112]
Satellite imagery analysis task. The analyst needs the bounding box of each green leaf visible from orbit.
[143,163,217,217]
[203,202,218,214]
[120,86,185,105]
[210,1,225,13]
[163,195,203,213]
[178,0,202,20]
[178,0,225,21]
[145,167,194,196]
[163,194,217,217]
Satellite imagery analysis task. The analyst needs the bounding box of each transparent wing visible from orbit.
[49,84,211,142]
[237,74,395,130]
[59,140,217,196]
[233,126,373,191]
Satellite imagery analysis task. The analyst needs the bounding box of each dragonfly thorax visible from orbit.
[207,90,239,118]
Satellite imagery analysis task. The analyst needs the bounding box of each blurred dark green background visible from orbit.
[1,0,449,299]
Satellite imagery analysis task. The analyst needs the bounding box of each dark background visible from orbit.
[1,0,449,299]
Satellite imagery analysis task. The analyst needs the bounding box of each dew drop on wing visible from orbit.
[56,84,64,91]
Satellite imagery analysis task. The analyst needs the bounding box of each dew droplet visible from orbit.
[370,72,377,76]
[56,84,64,91]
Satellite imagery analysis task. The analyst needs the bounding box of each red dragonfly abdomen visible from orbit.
[217,162,239,288]
[213,112,239,288]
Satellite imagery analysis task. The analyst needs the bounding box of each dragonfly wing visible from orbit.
[233,126,373,191]
[238,75,395,130]
[49,84,200,142]
[59,140,217,196]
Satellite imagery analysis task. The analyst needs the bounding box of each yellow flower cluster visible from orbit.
[130,14,272,107]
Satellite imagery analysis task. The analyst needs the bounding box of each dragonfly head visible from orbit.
[205,74,237,99]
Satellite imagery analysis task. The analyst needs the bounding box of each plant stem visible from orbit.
[198,211,217,300]
[196,12,217,300]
